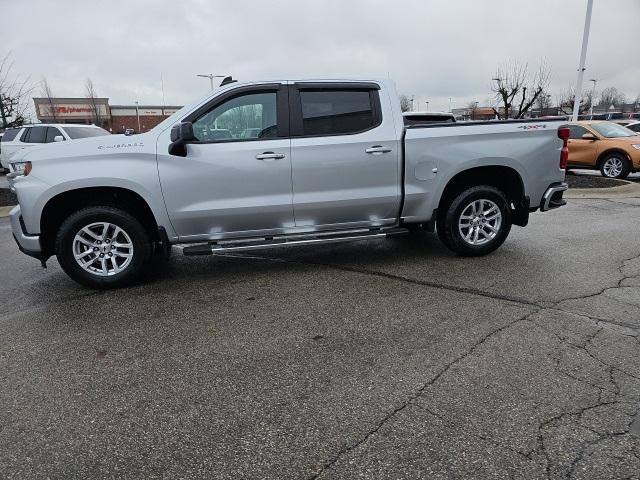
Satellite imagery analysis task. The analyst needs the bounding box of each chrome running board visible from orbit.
[181,228,408,256]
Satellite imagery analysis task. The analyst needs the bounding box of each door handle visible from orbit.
[365,145,392,154]
[255,152,285,161]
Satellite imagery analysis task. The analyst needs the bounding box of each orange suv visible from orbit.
[565,121,640,178]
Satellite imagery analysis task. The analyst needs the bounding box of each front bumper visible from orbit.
[10,205,43,260]
[540,182,568,212]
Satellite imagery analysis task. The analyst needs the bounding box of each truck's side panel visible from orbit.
[402,122,565,222]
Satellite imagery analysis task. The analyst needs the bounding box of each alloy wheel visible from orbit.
[72,222,134,276]
[458,199,502,246]
[603,157,623,178]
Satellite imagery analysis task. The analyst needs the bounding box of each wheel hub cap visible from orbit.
[603,158,623,177]
[458,199,502,246]
[72,222,134,276]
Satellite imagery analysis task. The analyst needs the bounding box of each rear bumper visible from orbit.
[540,182,568,212]
[10,205,43,259]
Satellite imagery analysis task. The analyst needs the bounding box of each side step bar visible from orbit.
[182,227,408,256]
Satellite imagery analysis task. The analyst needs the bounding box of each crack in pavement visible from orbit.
[305,308,539,479]
[213,250,640,478]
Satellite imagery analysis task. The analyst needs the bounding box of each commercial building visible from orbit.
[33,98,182,133]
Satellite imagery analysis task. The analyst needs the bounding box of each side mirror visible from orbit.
[169,122,195,157]
[581,133,597,141]
[53,135,64,142]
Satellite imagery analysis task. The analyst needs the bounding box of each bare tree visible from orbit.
[399,94,411,113]
[0,52,34,129]
[534,91,554,116]
[597,87,626,109]
[85,78,102,126]
[557,88,592,116]
[465,101,478,120]
[40,77,58,122]
[491,61,550,119]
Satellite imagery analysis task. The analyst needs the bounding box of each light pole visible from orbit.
[196,74,227,90]
[134,101,141,133]
[448,97,452,113]
[425,101,430,111]
[572,0,594,121]
[589,78,597,116]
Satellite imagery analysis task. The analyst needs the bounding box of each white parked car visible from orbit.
[625,121,640,134]
[0,124,110,173]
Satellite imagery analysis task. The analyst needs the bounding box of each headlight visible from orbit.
[10,161,31,175]
[632,144,640,150]
[11,162,26,173]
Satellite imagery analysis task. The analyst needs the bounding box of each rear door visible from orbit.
[288,83,400,229]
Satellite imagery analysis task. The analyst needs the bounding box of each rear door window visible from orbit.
[20,127,32,142]
[298,89,378,136]
[25,126,47,143]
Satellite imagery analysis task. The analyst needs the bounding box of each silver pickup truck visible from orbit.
[9,79,569,288]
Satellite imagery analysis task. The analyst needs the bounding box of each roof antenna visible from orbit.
[219,76,237,87]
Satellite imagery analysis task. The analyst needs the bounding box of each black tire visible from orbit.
[600,153,631,179]
[437,185,512,256]
[55,206,152,289]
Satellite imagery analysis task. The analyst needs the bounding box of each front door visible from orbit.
[157,85,294,240]
[288,84,400,229]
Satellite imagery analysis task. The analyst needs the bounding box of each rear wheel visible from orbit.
[55,206,152,289]
[600,154,630,179]
[437,185,512,256]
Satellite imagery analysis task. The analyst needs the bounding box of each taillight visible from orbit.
[557,127,570,169]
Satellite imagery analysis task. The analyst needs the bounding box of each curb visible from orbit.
[0,206,15,218]
[566,181,640,199]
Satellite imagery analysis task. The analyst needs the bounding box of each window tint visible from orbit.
[591,122,635,138]
[64,127,110,139]
[1,128,21,142]
[403,114,455,125]
[46,127,64,143]
[299,90,376,136]
[192,92,278,142]
[568,125,590,139]
[26,126,47,143]
[20,127,32,142]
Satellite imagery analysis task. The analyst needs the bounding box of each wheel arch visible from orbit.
[40,186,160,257]
[596,149,631,168]
[437,165,527,226]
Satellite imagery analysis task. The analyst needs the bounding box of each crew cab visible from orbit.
[9,79,569,288]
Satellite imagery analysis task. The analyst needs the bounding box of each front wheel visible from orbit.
[55,206,152,289]
[437,185,512,256]
[600,154,630,179]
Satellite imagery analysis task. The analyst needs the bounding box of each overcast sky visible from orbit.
[3,0,639,113]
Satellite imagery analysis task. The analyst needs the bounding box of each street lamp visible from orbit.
[589,78,597,116]
[196,74,228,90]
[134,101,141,133]
[572,0,594,121]
[425,101,430,111]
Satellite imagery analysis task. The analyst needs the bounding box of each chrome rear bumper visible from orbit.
[540,182,568,212]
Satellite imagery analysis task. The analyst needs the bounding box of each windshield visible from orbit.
[591,122,636,138]
[64,127,111,139]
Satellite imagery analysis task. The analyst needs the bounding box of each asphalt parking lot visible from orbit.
[1,195,640,479]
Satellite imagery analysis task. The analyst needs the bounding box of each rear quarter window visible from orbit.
[1,128,21,142]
